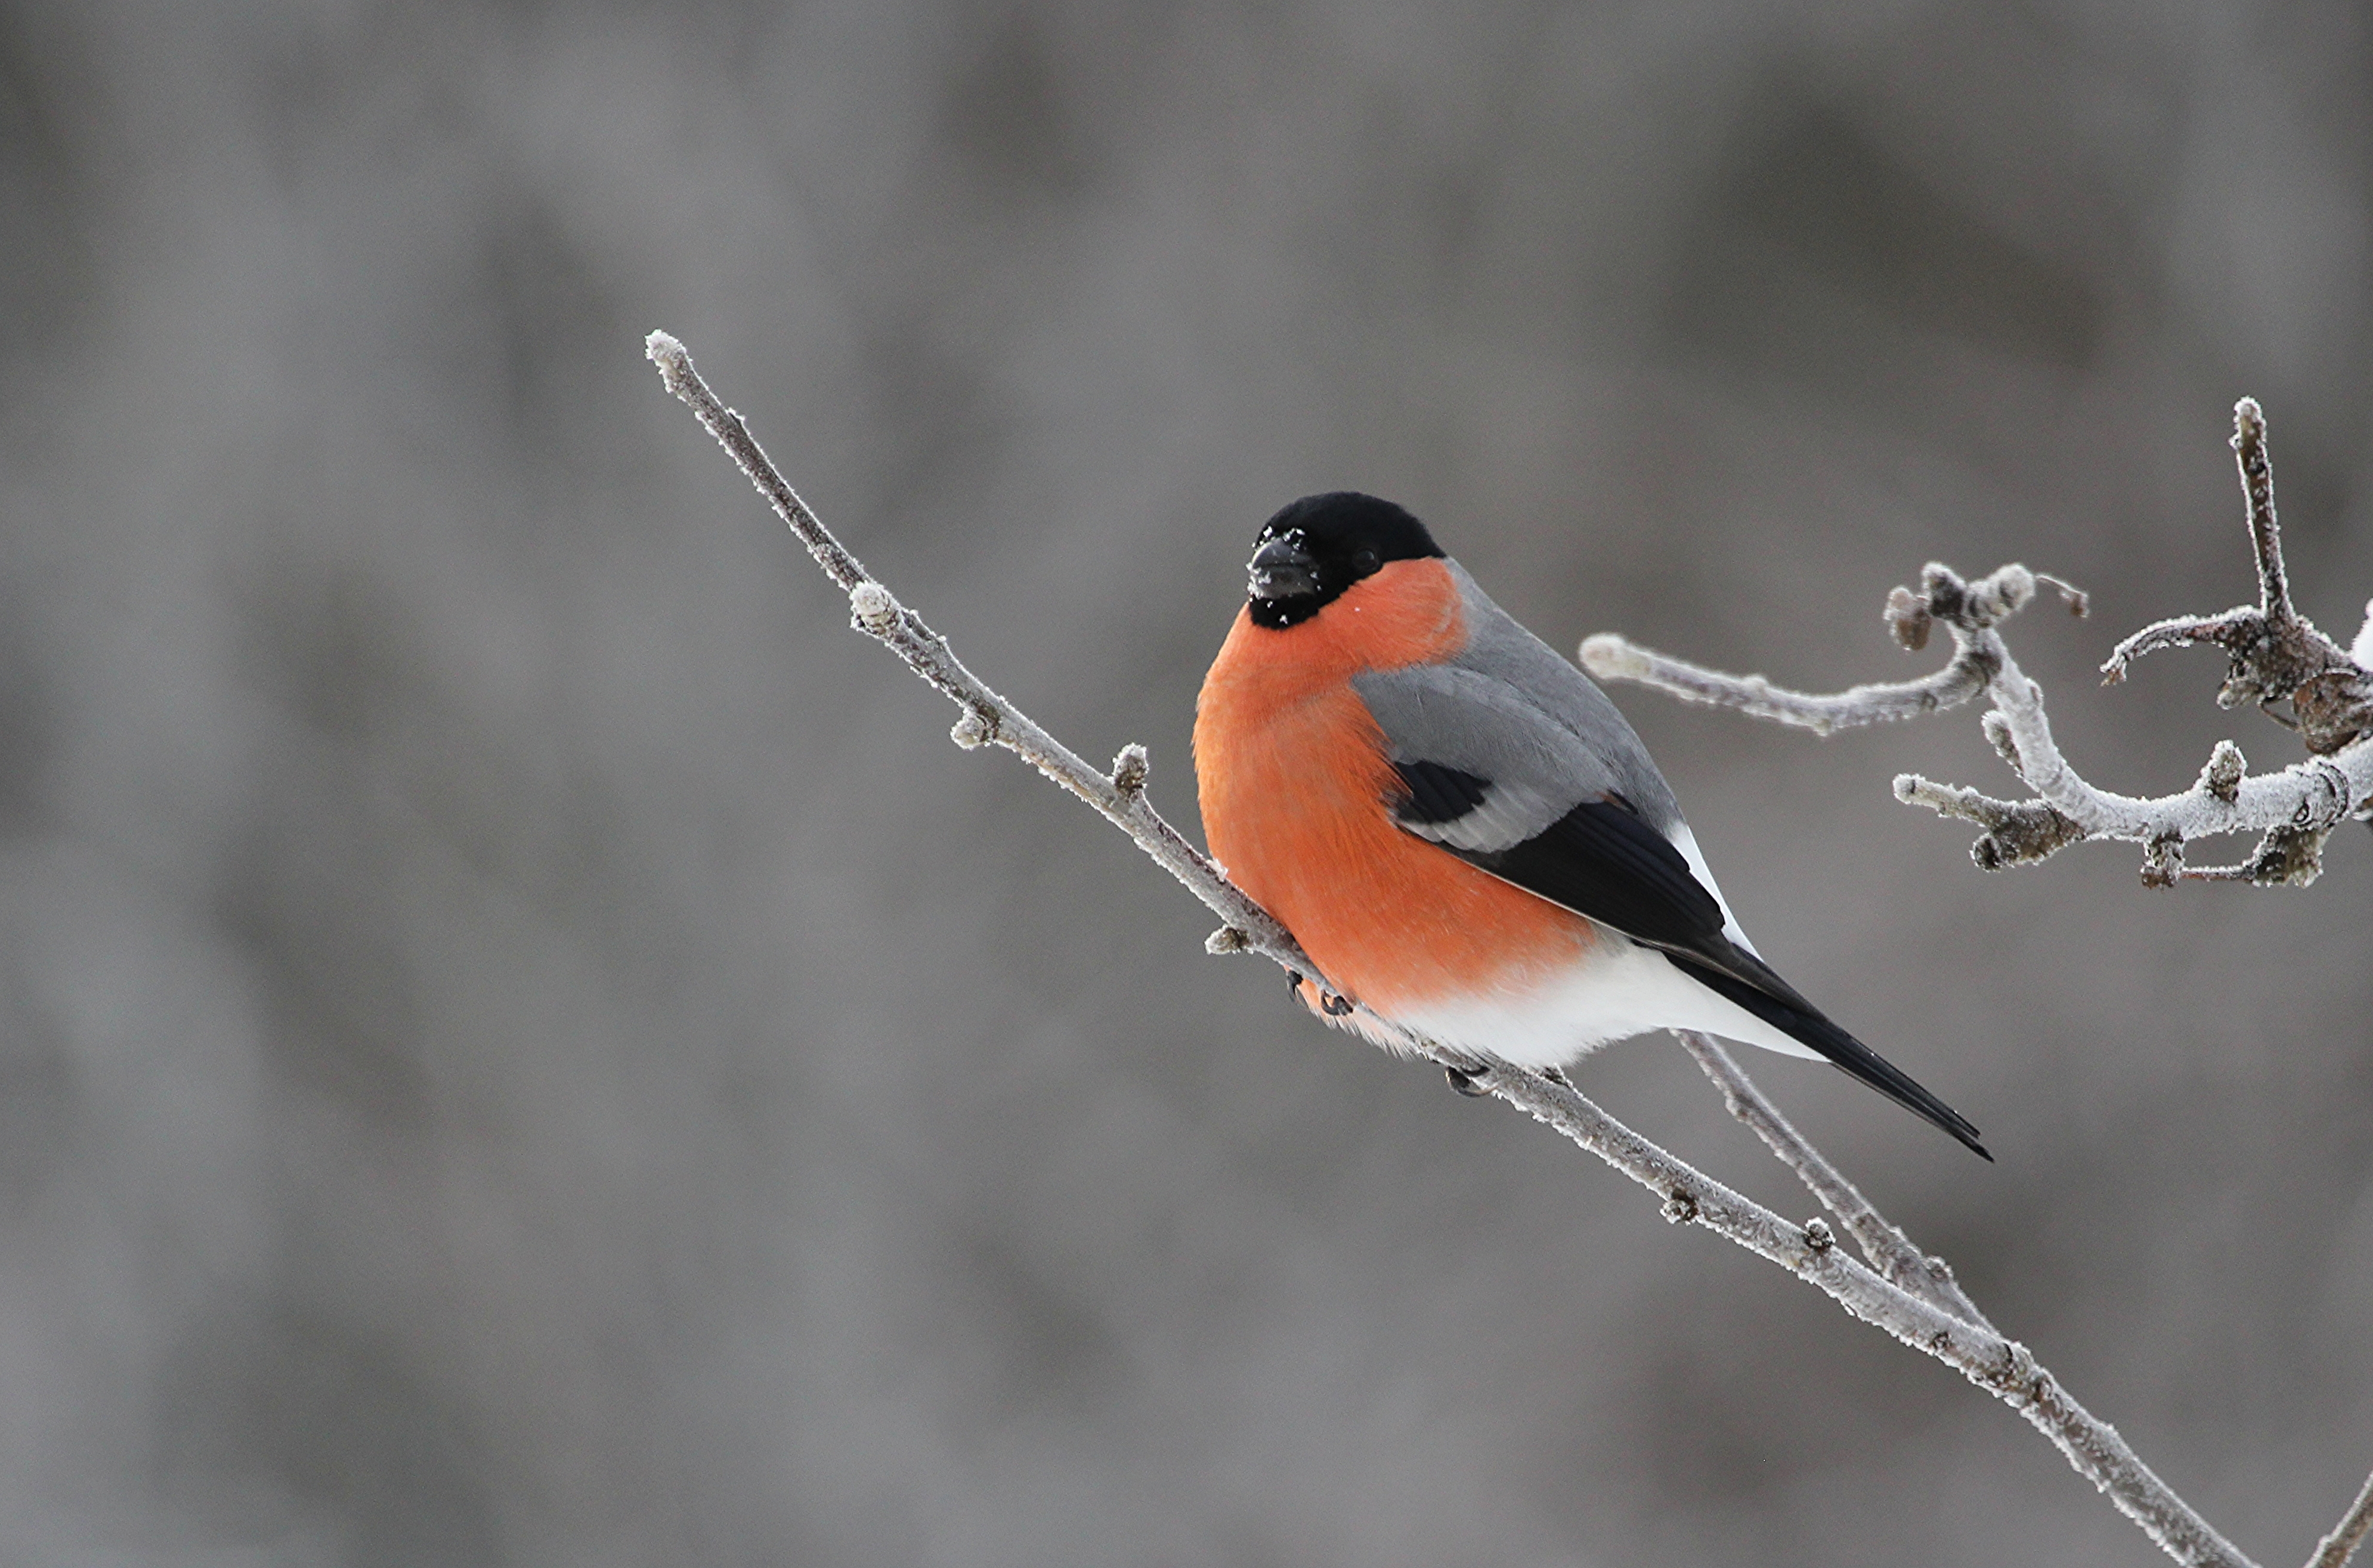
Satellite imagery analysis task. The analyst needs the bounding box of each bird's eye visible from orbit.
[1351,548,1380,576]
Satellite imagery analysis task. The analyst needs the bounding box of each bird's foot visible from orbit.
[1289,971,1358,1018]
[1446,1064,1565,1096]
[1444,1065,1490,1097]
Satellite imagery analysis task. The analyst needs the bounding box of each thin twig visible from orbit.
[2098,401,2366,745]
[1577,561,2061,737]
[645,331,1308,974]
[650,329,2260,1568]
[2306,1470,2373,1568]
[1925,625,2362,878]
[1451,1053,2246,1568]
[1675,1031,1994,1333]
[2236,399,2292,625]
[1585,463,2373,886]
[1574,626,1995,736]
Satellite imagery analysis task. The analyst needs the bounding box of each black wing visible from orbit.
[1392,761,1988,1159]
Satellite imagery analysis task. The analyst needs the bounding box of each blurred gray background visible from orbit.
[2,1,2369,1564]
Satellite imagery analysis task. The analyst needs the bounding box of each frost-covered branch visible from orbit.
[643,331,1307,980]
[1582,401,2373,886]
[2308,1470,2373,1568]
[1676,1031,1994,1332]
[649,331,2270,1568]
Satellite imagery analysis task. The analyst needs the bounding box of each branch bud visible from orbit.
[2199,740,2245,803]
[1577,633,1648,680]
[849,580,897,633]
[1204,925,1250,955]
[1966,563,2036,625]
[644,330,694,395]
[1982,711,2022,770]
[1886,585,1932,651]
[2248,825,2326,887]
[2232,395,2264,453]
[949,708,993,749]
[1803,1217,1836,1253]
[1110,743,1149,798]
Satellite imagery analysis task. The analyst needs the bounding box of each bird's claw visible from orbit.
[1289,971,1358,1018]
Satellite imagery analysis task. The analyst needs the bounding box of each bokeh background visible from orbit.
[2,2,2370,1564]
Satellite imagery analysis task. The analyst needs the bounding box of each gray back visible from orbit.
[1349,562,1684,836]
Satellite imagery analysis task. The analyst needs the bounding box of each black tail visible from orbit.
[1673,956,1990,1160]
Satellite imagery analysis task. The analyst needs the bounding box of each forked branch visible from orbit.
[1675,1031,1994,1332]
[648,332,2373,1568]
[1582,402,2373,886]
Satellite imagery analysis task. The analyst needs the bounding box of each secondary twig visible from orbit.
[1675,1031,1994,1333]
[2100,402,2365,740]
[1582,402,2373,886]
[2307,1469,2373,1568]
[651,329,2261,1568]
[1576,621,1998,736]
[1450,1053,2245,1568]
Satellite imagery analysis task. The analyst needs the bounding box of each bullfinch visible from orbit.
[1193,492,1988,1158]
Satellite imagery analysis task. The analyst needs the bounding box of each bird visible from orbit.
[1192,492,1988,1159]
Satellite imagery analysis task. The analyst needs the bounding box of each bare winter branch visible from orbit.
[2239,398,2293,622]
[2099,402,2371,752]
[1579,562,2074,738]
[652,330,2272,1568]
[1676,1031,1994,1333]
[645,331,1307,976]
[1583,402,2373,885]
[2306,1468,2373,1568]
[1452,1054,2249,1568]
[1576,621,1997,736]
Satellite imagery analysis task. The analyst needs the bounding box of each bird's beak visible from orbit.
[1248,535,1319,600]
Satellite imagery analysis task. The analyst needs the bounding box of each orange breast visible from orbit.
[1193,559,1602,1015]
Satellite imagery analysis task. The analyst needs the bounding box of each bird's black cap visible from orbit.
[1245,492,1444,629]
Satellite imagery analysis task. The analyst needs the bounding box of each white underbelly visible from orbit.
[1388,940,1826,1068]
